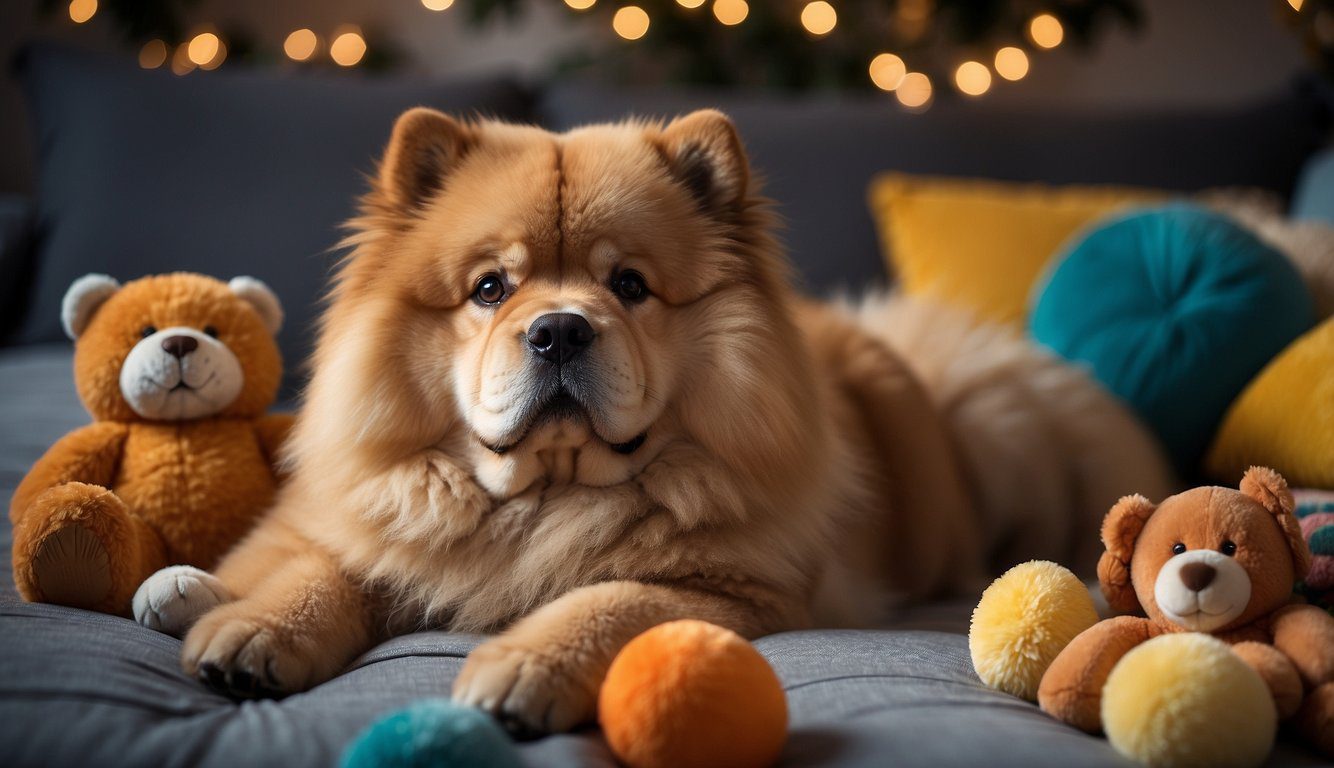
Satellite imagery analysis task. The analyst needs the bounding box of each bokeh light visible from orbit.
[713,0,749,25]
[422,0,454,9]
[1028,13,1064,49]
[68,0,96,23]
[613,6,650,39]
[954,61,992,96]
[187,32,223,68]
[138,39,168,69]
[565,0,596,10]
[1288,0,1304,10]
[994,46,1029,81]
[800,1,837,36]
[170,45,196,76]
[869,53,906,91]
[330,27,367,67]
[896,72,932,108]
[284,29,319,61]
[677,0,705,7]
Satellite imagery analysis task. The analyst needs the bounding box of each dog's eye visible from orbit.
[474,274,507,305]
[140,325,157,339]
[203,325,219,338]
[1220,540,1237,556]
[1172,543,1187,555]
[612,270,648,303]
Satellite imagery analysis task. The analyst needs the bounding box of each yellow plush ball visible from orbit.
[969,560,1099,700]
[598,620,788,768]
[1102,634,1276,768]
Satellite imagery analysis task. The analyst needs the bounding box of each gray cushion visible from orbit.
[13,44,534,394]
[540,81,1330,295]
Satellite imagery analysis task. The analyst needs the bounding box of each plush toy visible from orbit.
[598,619,788,768]
[341,699,521,768]
[1295,491,1334,613]
[9,273,292,626]
[971,467,1334,765]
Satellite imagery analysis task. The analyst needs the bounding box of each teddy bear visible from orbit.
[9,272,293,627]
[971,467,1334,764]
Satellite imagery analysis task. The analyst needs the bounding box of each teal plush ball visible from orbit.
[1030,204,1313,474]
[341,699,522,768]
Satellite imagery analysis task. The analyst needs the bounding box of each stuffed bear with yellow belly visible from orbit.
[9,273,292,623]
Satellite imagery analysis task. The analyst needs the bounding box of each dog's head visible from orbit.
[1098,467,1310,633]
[311,110,815,496]
[62,272,283,422]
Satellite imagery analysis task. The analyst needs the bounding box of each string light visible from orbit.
[422,0,454,9]
[565,0,596,9]
[284,29,319,61]
[68,0,96,23]
[1028,13,1064,49]
[713,0,749,25]
[613,6,650,40]
[677,0,705,7]
[954,61,991,96]
[330,26,367,66]
[896,72,932,108]
[187,32,224,69]
[170,44,196,75]
[869,53,906,91]
[138,39,168,69]
[800,1,837,36]
[994,46,1029,80]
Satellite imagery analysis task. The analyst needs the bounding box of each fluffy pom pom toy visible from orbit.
[340,699,522,768]
[1101,634,1276,768]
[970,560,1099,699]
[1295,491,1334,613]
[598,619,788,768]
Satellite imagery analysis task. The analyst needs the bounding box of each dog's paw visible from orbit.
[452,637,601,738]
[181,604,316,699]
[133,565,231,637]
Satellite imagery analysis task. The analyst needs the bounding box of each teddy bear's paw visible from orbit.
[452,636,601,739]
[29,524,112,610]
[133,565,231,637]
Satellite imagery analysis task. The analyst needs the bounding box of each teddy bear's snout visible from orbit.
[1179,561,1216,592]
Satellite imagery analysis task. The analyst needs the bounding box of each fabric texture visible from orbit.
[867,174,1162,325]
[1206,316,1334,490]
[13,44,533,395]
[1030,205,1314,475]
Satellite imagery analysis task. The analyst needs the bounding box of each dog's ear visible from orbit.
[1097,494,1157,614]
[62,274,121,340]
[1240,466,1311,579]
[657,109,750,214]
[380,108,473,212]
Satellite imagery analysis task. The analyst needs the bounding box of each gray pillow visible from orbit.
[16,44,533,392]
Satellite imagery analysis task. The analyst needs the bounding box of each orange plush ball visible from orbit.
[598,620,788,768]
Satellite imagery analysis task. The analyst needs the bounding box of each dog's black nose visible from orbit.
[1180,562,1216,592]
[527,313,594,364]
[161,335,198,359]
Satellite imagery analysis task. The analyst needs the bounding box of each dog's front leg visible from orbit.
[453,580,770,736]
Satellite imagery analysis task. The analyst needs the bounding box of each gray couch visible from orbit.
[1,45,1330,767]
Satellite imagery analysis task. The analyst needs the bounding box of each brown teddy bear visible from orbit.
[1033,467,1334,757]
[9,272,292,625]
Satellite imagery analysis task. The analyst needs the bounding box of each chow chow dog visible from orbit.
[166,108,1172,735]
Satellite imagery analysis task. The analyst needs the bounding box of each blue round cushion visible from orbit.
[341,699,521,768]
[1030,204,1313,474]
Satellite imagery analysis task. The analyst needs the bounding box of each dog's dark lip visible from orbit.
[480,389,647,456]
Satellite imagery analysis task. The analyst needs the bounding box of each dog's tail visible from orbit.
[846,292,1176,576]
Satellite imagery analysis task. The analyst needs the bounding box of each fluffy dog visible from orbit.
[171,109,1172,734]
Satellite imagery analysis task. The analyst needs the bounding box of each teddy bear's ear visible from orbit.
[61,273,121,340]
[1097,494,1157,614]
[228,277,283,335]
[1240,466,1311,579]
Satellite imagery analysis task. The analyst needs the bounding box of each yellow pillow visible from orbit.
[867,173,1164,325]
[1206,315,1334,488]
